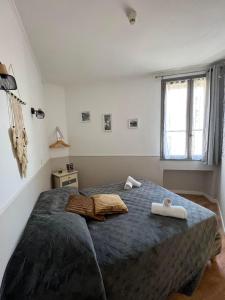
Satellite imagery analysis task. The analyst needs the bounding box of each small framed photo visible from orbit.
[103,113,112,132]
[128,118,138,129]
[81,111,90,122]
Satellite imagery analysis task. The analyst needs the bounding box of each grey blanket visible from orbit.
[0,181,217,300]
[0,188,106,300]
[81,180,217,300]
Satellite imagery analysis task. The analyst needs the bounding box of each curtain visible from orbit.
[202,63,225,165]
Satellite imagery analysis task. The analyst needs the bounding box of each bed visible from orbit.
[0,180,218,300]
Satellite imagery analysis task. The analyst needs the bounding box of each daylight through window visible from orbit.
[161,75,206,160]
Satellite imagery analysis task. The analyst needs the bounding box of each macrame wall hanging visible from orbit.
[0,62,29,178]
[8,93,28,177]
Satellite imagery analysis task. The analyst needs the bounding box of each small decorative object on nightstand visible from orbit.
[52,170,79,189]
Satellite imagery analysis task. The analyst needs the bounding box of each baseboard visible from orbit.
[201,193,217,203]
[171,189,217,203]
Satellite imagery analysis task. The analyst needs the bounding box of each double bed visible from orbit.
[0,180,218,300]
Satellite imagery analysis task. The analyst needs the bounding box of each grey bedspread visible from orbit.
[0,181,217,300]
[80,180,217,300]
[0,188,106,300]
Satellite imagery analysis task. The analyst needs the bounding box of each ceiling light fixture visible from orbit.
[127,8,136,25]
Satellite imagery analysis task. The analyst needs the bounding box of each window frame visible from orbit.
[160,74,206,161]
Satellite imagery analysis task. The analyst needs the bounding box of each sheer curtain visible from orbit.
[192,77,206,160]
[202,63,225,165]
[163,80,188,159]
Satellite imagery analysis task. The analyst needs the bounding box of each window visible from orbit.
[161,75,206,160]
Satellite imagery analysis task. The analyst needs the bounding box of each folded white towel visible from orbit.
[124,181,133,190]
[124,176,140,190]
[124,176,142,190]
[127,176,142,187]
[151,203,187,219]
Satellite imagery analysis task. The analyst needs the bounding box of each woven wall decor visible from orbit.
[8,93,28,177]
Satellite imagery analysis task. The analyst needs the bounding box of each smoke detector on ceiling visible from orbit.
[127,8,136,25]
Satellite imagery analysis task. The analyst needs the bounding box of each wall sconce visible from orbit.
[31,107,45,119]
[0,62,17,90]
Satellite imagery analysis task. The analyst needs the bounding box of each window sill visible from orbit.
[160,160,216,171]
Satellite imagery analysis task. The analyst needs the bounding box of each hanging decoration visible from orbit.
[9,93,28,177]
[0,62,28,176]
[2,62,29,178]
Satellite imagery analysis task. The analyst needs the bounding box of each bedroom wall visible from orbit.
[61,78,217,193]
[62,77,163,185]
[66,78,161,156]
[0,0,50,284]
[163,170,217,198]
[69,156,162,187]
[44,83,69,159]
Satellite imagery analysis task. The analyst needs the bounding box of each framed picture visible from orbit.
[81,111,90,122]
[128,118,138,129]
[103,113,112,132]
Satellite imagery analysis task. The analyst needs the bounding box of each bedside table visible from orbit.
[52,170,79,189]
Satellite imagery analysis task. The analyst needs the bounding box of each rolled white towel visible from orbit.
[151,203,188,219]
[124,181,133,190]
[127,176,142,188]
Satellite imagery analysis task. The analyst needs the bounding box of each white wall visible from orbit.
[66,77,161,156]
[0,0,50,284]
[0,0,49,212]
[44,83,69,158]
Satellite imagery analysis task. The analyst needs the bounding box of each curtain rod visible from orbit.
[5,90,26,105]
[154,69,208,79]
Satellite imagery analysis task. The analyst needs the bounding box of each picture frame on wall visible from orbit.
[81,111,90,122]
[128,118,138,129]
[103,113,112,132]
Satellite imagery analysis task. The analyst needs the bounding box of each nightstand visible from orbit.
[52,170,79,189]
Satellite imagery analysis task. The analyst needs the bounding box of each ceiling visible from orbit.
[15,0,225,85]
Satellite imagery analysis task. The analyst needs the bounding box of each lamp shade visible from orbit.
[0,63,17,90]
